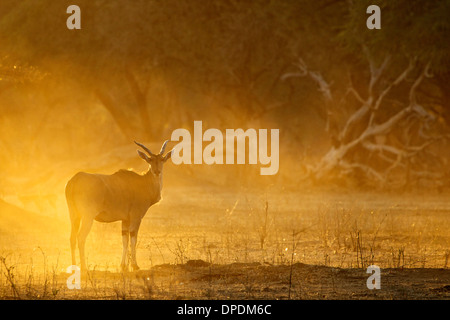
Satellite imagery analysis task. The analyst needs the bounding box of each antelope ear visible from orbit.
[137,150,151,163]
[163,149,173,162]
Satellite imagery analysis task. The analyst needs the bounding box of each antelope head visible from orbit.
[135,140,173,176]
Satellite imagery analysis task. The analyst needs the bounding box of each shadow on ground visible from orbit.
[53,260,450,300]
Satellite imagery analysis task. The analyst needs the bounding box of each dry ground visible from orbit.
[0,185,449,299]
[0,261,449,300]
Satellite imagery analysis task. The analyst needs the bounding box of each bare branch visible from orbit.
[282,58,332,102]
[339,103,371,142]
[309,71,333,102]
[362,141,404,157]
[409,62,431,109]
[345,87,366,105]
[339,161,386,184]
[384,154,405,176]
[363,62,432,140]
[363,46,391,96]
[363,107,410,138]
[280,71,307,80]
[372,58,416,112]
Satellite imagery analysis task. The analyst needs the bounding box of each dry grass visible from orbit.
[0,187,449,299]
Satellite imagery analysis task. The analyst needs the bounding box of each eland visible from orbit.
[65,140,172,271]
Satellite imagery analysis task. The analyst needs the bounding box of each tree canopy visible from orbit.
[0,0,449,189]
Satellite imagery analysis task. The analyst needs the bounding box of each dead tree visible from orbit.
[283,48,448,188]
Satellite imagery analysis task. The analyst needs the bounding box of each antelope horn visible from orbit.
[159,140,169,155]
[134,141,156,157]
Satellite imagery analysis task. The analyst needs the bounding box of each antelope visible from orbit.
[65,140,172,271]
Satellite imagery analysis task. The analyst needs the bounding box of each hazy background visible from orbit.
[0,0,449,216]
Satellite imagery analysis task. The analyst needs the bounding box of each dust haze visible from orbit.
[0,0,449,299]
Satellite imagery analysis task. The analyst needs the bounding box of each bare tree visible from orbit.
[283,48,448,188]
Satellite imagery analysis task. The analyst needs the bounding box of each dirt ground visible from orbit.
[0,185,449,300]
[1,261,449,300]
[83,261,450,299]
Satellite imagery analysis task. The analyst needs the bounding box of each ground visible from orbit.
[0,185,449,300]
